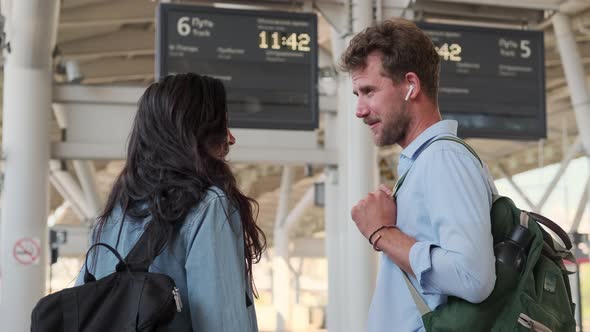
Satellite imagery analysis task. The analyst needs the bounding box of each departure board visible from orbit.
[157,4,318,130]
[417,22,546,140]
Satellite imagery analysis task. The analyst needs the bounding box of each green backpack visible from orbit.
[394,136,577,332]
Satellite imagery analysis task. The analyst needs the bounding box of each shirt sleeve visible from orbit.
[408,149,496,303]
[185,195,256,332]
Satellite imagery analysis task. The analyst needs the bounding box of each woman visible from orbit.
[76,73,266,331]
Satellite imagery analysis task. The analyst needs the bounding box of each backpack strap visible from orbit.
[429,141,573,254]
[84,220,169,283]
[392,136,482,198]
[429,136,483,167]
[83,242,128,283]
[527,211,572,250]
[394,135,483,314]
[117,220,169,272]
[402,273,432,315]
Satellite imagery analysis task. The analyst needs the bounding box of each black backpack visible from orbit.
[31,221,182,331]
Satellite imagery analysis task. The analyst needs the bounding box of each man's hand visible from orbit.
[351,184,398,240]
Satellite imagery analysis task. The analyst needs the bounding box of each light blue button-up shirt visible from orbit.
[367,120,497,332]
[76,187,258,332]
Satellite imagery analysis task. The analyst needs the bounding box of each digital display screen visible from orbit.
[157,4,318,130]
[418,22,546,140]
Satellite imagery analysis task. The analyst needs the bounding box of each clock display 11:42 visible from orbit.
[258,31,311,52]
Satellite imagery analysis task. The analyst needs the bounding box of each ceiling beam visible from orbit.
[545,17,590,48]
[424,0,561,10]
[77,56,154,81]
[547,76,590,103]
[59,27,154,60]
[60,17,154,30]
[488,134,582,179]
[559,0,590,15]
[61,0,157,23]
[409,0,546,25]
[546,40,590,65]
[57,26,120,44]
[82,74,155,85]
[546,65,590,91]
[61,0,112,10]
[60,49,155,62]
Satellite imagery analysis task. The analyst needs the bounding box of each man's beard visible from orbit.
[377,106,410,146]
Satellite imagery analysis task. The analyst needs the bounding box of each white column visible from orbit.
[0,0,60,330]
[53,103,103,223]
[72,160,102,220]
[552,14,590,155]
[496,164,535,211]
[552,13,590,330]
[324,26,346,328]
[569,175,590,233]
[324,166,344,332]
[341,1,378,331]
[336,73,354,330]
[534,137,582,212]
[49,161,91,221]
[273,166,294,332]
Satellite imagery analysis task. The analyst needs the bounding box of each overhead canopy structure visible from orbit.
[38,0,590,240]
[51,0,590,179]
[1,0,589,331]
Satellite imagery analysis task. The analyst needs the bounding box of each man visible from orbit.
[341,19,497,331]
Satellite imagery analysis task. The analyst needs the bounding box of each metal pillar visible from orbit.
[535,137,582,212]
[324,166,344,332]
[552,15,590,156]
[568,170,590,332]
[552,12,590,331]
[280,186,315,329]
[570,174,590,233]
[72,161,102,220]
[325,24,346,332]
[273,166,318,331]
[273,166,294,332]
[0,0,60,329]
[49,161,90,222]
[497,164,536,210]
[340,1,378,331]
[53,103,102,223]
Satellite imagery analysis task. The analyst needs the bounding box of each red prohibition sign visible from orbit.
[13,238,41,265]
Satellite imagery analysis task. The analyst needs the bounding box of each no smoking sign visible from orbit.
[13,237,41,265]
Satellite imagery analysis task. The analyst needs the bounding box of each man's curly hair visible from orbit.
[340,19,440,102]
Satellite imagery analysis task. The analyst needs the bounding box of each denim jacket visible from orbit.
[76,187,258,331]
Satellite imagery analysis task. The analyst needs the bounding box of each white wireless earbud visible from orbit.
[404,84,415,101]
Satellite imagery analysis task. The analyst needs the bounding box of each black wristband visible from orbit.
[368,225,397,245]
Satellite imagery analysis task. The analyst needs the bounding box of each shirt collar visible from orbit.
[400,120,458,160]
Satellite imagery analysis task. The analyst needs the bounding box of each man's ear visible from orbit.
[404,84,415,101]
[404,72,421,101]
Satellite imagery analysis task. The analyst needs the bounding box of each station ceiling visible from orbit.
[12,0,590,234]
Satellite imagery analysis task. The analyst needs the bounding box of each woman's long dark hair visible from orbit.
[96,73,266,290]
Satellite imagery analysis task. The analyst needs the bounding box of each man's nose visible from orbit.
[356,101,369,118]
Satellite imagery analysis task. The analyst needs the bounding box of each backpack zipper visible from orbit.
[172,287,183,312]
[517,313,552,332]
